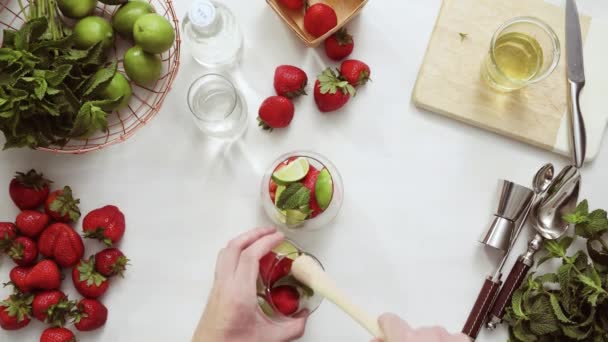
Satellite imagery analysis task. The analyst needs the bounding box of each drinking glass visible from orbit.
[187,74,247,139]
[261,151,344,232]
[481,17,560,92]
[257,239,324,320]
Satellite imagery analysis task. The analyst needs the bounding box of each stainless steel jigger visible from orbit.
[480,180,535,252]
[463,180,534,340]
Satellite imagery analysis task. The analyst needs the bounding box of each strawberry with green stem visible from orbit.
[72,257,109,299]
[83,205,126,246]
[73,298,107,331]
[32,290,75,326]
[325,28,354,61]
[0,223,17,252]
[9,170,52,210]
[45,186,81,223]
[314,68,356,113]
[340,59,371,87]
[258,96,295,131]
[8,237,38,267]
[95,248,130,277]
[0,290,33,330]
[274,65,308,99]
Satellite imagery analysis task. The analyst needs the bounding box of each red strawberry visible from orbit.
[269,286,300,316]
[274,65,308,99]
[82,205,125,246]
[10,266,32,293]
[314,68,356,112]
[340,59,371,87]
[304,3,337,38]
[8,237,39,267]
[301,166,322,218]
[74,299,107,331]
[40,327,76,342]
[0,292,33,330]
[72,257,109,299]
[259,252,293,286]
[258,96,295,131]
[16,210,50,238]
[25,260,61,291]
[32,290,74,326]
[45,186,80,223]
[95,248,129,277]
[0,222,18,252]
[278,0,304,10]
[9,170,52,210]
[38,223,84,268]
[324,28,354,61]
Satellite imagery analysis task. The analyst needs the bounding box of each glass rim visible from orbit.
[187,73,238,122]
[489,16,561,85]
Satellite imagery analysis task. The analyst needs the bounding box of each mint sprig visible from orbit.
[276,183,310,210]
[505,199,608,342]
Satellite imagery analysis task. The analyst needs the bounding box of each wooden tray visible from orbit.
[413,0,608,162]
[267,0,368,47]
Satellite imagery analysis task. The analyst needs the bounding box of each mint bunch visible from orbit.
[505,200,608,342]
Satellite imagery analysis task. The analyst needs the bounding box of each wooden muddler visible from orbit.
[291,255,384,339]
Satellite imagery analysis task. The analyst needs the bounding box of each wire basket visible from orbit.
[0,0,181,154]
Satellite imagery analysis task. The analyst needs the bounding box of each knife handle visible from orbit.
[462,277,501,340]
[568,80,586,168]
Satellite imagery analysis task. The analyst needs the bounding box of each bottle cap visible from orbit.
[189,0,216,29]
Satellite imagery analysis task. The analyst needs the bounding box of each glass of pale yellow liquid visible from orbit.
[482,17,560,92]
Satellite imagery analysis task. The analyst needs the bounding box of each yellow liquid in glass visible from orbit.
[493,32,543,82]
[482,32,545,91]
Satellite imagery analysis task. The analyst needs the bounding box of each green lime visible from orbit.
[112,1,156,39]
[286,209,309,226]
[272,240,299,258]
[133,13,175,54]
[73,16,114,50]
[57,0,97,19]
[123,46,162,85]
[275,185,286,205]
[272,157,309,184]
[315,168,333,210]
[100,72,132,110]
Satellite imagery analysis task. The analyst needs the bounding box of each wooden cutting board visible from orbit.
[413,0,608,161]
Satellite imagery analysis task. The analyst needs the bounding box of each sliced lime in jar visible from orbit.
[272,157,310,185]
[315,168,333,211]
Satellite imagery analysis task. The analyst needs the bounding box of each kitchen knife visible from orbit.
[566,0,587,168]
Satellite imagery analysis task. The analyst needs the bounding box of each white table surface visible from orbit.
[1,0,608,341]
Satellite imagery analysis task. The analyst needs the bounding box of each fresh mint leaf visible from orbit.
[82,61,117,98]
[564,200,589,224]
[69,102,108,138]
[276,183,304,209]
[549,293,572,323]
[512,288,529,320]
[282,187,310,210]
[528,296,559,335]
[545,239,567,259]
[512,322,538,342]
[562,325,592,340]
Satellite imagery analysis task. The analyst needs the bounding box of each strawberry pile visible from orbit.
[0,170,130,341]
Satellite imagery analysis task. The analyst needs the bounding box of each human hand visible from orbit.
[192,227,308,342]
[372,313,469,342]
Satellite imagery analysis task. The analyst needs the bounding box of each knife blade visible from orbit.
[566,0,585,83]
[566,0,587,168]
